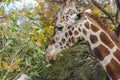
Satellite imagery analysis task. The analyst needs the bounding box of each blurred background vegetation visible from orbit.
[0,0,119,80]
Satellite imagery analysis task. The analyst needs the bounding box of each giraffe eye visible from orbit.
[56,26,63,31]
[76,13,83,20]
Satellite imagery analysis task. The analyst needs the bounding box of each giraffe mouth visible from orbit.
[45,53,58,61]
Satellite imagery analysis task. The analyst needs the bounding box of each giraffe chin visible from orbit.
[45,53,58,61]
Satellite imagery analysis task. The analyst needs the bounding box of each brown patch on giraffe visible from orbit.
[74,30,79,35]
[60,20,63,23]
[82,29,87,35]
[65,32,68,37]
[55,45,58,48]
[71,27,74,31]
[113,49,120,62]
[60,47,63,49]
[66,42,70,47]
[85,13,120,49]
[66,15,69,18]
[50,39,55,45]
[68,26,71,29]
[93,45,110,61]
[69,31,73,36]
[90,34,98,43]
[59,42,63,46]
[62,38,66,44]
[66,17,69,21]
[71,37,75,43]
[106,59,120,80]
[70,12,73,15]
[69,38,71,43]
[85,21,89,29]
[63,19,65,22]
[91,24,99,32]
[100,32,114,49]
[78,28,81,32]
[62,16,65,19]
[64,46,66,48]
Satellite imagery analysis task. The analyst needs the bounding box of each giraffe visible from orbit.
[45,0,120,80]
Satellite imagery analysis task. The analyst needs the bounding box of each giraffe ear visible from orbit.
[85,9,92,13]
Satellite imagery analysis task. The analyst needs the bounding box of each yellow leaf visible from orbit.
[2,61,9,70]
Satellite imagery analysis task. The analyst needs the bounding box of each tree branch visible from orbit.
[50,0,63,4]
[0,16,7,19]
[115,0,120,23]
[114,0,120,37]
[91,0,115,24]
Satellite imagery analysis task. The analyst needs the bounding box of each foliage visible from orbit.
[34,45,108,80]
[91,0,117,30]
[0,0,118,80]
[0,0,57,79]
[0,13,52,80]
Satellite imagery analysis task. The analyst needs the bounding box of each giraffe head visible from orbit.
[45,0,90,61]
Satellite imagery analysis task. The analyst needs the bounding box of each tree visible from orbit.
[91,0,120,37]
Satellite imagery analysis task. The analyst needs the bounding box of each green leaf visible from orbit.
[7,0,11,6]
[10,14,17,21]
[45,64,51,68]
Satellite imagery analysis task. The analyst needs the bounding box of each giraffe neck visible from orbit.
[78,13,120,80]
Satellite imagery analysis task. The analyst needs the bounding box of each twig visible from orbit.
[114,0,120,37]
[99,14,116,18]
[13,67,32,80]
[2,47,21,80]
[1,26,5,49]
[50,0,68,4]
[115,0,120,23]
[50,0,62,4]
[0,16,7,19]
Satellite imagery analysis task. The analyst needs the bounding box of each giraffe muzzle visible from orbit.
[45,52,58,61]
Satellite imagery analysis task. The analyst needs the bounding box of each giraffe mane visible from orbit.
[85,12,120,49]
